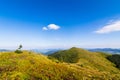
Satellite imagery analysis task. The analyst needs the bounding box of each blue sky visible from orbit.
[1,0,120,49]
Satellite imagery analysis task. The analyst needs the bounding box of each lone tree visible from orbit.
[15,44,23,54]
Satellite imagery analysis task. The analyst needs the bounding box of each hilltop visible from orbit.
[49,47,120,79]
[0,48,120,80]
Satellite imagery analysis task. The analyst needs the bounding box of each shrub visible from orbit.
[15,50,23,54]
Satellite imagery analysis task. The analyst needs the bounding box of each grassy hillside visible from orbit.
[49,47,120,79]
[48,47,80,63]
[0,51,81,80]
[0,48,120,80]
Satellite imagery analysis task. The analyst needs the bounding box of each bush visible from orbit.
[15,50,23,54]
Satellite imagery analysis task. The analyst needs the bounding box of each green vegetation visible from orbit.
[0,51,80,80]
[0,47,120,80]
[107,54,120,69]
[49,47,120,79]
[48,47,80,63]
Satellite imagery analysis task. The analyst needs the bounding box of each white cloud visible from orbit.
[42,27,48,30]
[47,24,60,30]
[42,24,60,31]
[95,20,120,34]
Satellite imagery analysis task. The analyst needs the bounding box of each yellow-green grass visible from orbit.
[0,49,120,80]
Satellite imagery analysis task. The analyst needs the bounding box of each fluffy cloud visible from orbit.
[42,24,60,31]
[48,24,60,30]
[95,20,120,34]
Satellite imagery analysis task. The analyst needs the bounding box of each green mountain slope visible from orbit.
[49,47,120,79]
[0,48,120,80]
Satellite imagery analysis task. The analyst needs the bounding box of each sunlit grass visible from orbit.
[0,49,120,80]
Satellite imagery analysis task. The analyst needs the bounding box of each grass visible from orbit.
[49,47,120,79]
[0,48,120,80]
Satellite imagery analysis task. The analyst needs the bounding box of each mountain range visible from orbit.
[88,48,120,54]
[30,48,120,55]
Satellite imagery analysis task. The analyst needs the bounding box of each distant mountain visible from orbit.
[0,49,10,52]
[30,49,62,55]
[88,48,120,54]
[30,48,120,55]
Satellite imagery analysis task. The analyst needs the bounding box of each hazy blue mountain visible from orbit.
[30,49,62,55]
[30,48,120,55]
[88,48,120,54]
[0,49,10,52]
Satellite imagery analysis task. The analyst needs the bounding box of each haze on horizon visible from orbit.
[1,0,120,49]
